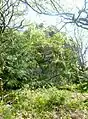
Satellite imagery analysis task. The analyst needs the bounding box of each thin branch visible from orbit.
[20,0,88,30]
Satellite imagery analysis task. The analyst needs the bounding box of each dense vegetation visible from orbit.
[0,25,88,119]
[0,87,88,119]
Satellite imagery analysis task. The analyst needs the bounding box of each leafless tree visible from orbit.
[0,0,27,33]
[73,28,88,69]
[1,0,88,32]
[65,26,88,70]
[20,0,88,30]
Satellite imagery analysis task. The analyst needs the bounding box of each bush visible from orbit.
[0,29,28,89]
[0,26,82,90]
[25,30,79,88]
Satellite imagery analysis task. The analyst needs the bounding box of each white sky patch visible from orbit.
[25,0,84,25]
[65,0,84,9]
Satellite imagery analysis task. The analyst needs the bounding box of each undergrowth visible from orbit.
[0,86,88,119]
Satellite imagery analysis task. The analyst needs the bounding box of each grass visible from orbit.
[0,86,88,119]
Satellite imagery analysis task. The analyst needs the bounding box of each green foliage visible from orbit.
[0,29,28,89]
[76,82,88,92]
[24,29,79,88]
[0,25,87,90]
[0,87,88,119]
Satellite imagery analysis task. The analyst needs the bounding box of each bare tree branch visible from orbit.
[20,0,88,30]
[0,0,27,33]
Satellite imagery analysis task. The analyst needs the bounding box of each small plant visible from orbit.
[0,87,88,119]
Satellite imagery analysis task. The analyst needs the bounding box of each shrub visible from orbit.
[0,26,81,90]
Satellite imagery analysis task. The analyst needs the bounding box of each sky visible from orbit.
[25,0,84,25]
